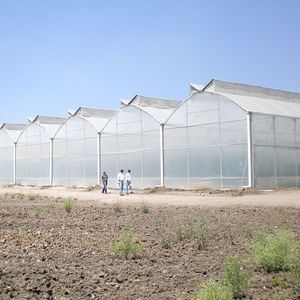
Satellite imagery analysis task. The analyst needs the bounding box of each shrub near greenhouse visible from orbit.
[250,229,298,273]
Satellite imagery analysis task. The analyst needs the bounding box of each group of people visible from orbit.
[101,169,133,196]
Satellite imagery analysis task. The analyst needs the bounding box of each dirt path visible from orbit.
[0,186,299,208]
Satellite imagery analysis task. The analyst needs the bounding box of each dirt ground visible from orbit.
[0,186,299,299]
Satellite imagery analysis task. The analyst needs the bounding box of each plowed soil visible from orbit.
[0,187,299,299]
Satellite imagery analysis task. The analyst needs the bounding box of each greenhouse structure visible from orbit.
[0,79,299,190]
[0,123,25,184]
[163,79,300,190]
[16,116,65,186]
[101,95,181,188]
[53,107,115,187]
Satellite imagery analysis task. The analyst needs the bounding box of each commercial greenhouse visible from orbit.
[101,95,181,187]
[0,123,25,184]
[1,79,299,190]
[16,116,65,186]
[53,107,115,187]
[166,80,300,189]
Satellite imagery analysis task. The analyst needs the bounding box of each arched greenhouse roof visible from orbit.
[190,79,300,118]
[0,123,25,142]
[17,115,66,142]
[55,107,116,136]
[126,95,181,124]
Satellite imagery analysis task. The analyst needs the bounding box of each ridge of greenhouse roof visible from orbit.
[127,95,181,124]
[129,95,181,109]
[31,115,66,125]
[74,107,115,118]
[190,79,300,119]
[191,79,300,103]
[21,115,67,139]
[59,107,116,134]
[0,123,26,142]
[1,123,26,131]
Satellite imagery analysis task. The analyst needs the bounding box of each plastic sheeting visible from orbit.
[101,105,161,188]
[16,123,50,186]
[252,113,300,189]
[164,92,248,189]
[0,130,14,184]
[53,116,98,187]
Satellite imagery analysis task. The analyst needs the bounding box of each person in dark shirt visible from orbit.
[102,171,108,194]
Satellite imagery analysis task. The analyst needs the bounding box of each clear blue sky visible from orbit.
[0,0,299,124]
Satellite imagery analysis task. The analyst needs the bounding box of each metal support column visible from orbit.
[247,112,253,188]
[13,142,17,185]
[160,123,165,186]
[97,132,101,185]
[49,138,53,186]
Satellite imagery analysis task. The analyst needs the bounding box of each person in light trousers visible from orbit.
[125,169,133,194]
[117,169,125,196]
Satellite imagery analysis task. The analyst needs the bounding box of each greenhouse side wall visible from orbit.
[16,124,50,186]
[53,116,98,187]
[101,106,161,188]
[0,132,14,184]
[252,113,300,189]
[164,92,249,189]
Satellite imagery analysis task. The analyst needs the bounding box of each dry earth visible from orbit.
[0,186,299,299]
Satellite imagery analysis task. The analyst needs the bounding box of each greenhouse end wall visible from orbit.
[252,113,300,189]
[0,131,14,184]
[16,123,50,186]
[101,105,161,188]
[164,92,249,189]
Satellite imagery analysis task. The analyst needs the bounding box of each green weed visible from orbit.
[35,205,48,214]
[63,197,75,213]
[250,229,297,272]
[224,256,251,298]
[110,228,144,259]
[87,185,94,191]
[161,233,172,249]
[141,203,150,214]
[289,246,300,296]
[113,203,122,213]
[193,279,232,300]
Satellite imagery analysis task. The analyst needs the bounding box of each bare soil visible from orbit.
[0,186,299,299]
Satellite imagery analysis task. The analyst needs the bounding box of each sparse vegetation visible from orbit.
[35,205,48,214]
[16,193,25,199]
[110,228,144,259]
[87,185,94,191]
[63,197,75,213]
[289,246,300,296]
[185,219,211,250]
[161,233,172,249]
[141,203,150,214]
[251,229,297,272]
[193,279,232,300]
[224,256,251,299]
[28,194,38,201]
[113,203,122,213]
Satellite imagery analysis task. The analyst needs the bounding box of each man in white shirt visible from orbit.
[125,169,133,194]
[117,169,125,196]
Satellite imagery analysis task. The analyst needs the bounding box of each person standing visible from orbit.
[117,169,125,196]
[125,170,133,194]
[101,171,108,194]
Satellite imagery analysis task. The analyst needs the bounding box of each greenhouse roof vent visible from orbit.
[0,123,26,141]
[127,95,181,124]
[190,79,300,119]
